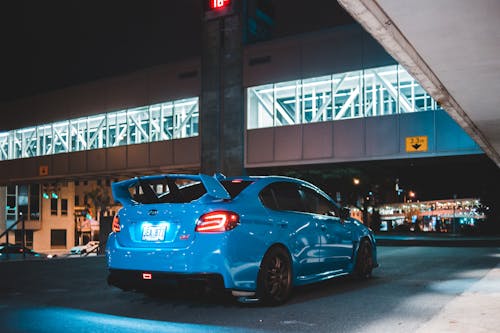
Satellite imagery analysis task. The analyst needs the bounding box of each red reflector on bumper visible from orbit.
[142,273,152,280]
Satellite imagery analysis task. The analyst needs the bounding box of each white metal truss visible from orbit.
[247,65,442,129]
[0,97,199,161]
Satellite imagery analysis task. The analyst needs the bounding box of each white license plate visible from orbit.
[142,225,167,241]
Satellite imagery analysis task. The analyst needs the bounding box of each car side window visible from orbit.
[259,186,278,210]
[259,182,305,212]
[299,186,338,216]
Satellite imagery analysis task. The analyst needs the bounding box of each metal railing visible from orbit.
[0,214,26,260]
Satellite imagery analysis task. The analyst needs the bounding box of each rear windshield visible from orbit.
[128,178,253,204]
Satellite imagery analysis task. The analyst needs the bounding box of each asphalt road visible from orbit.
[1,246,499,333]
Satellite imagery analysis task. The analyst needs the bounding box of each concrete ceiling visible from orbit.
[338,0,500,168]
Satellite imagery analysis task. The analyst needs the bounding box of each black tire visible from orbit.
[354,239,374,279]
[257,246,293,305]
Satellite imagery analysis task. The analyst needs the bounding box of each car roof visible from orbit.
[114,174,332,203]
[223,175,305,184]
[222,175,331,198]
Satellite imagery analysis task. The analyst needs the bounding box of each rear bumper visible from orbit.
[106,233,260,291]
[107,269,225,291]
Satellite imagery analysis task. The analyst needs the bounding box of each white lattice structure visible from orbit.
[247,65,441,129]
[0,97,199,161]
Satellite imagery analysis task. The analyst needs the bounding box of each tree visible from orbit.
[84,186,112,223]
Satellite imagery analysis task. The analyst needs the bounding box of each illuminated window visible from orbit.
[18,185,28,219]
[247,65,442,129]
[0,97,199,161]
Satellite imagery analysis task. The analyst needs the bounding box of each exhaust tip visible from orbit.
[231,290,255,297]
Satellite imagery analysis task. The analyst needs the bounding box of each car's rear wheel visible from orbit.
[354,239,374,279]
[257,246,292,305]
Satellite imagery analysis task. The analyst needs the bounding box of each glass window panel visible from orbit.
[61,199,68,216]
[302,76,332,123]
[247,84,274,129]
[29,184,40,220]
[87,115,106,149]
[247,64,440,129]
[51,198,58,216]
[51,229,67,247]
[18,184,28,218]
[149,104,163,142]
[115,111,128,146]
[52,121,69,154]
[127,106,149,144]
[274,80,299,126]
[2,96,196,161]
[0,133,9,160]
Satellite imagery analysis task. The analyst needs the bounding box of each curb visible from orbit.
[375,235,500,247]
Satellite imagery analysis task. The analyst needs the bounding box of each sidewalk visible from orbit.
[376,232,500,332]
[375,233,500,333]
[416,263,500,332]
[375,233,500,247]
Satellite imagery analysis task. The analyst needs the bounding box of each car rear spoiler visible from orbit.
[111,173,231,205]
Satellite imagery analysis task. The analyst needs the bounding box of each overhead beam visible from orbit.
[337,0,500,167]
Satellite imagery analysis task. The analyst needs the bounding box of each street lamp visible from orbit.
[353,178,360,186]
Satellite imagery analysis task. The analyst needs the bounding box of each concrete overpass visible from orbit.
[338,0,500,168]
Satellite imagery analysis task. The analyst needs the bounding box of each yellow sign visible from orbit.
[39,165,49,176]
[405,136,428,153]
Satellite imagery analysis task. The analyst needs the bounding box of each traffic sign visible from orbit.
[405,136,428,153]
[39,165,49,176]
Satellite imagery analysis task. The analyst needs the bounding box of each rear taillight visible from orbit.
[112,215,121,233]
[195,211,240,233]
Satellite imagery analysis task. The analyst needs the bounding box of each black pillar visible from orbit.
[201,1,244,176]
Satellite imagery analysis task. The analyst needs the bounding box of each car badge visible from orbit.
[148,209,158,216]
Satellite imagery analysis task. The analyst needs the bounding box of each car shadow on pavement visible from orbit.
[119,282,238,308]
[287,274,383,306]
[112,274,383,309]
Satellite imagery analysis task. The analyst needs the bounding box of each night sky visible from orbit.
[0,1,203,103]
[0,0,353,104]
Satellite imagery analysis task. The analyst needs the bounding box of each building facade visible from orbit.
[0,25,483,252]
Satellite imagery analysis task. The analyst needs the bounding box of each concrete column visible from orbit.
[0,186,6,233]
[201,3,245,176]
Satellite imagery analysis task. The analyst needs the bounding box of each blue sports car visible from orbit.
[106,174,378,304]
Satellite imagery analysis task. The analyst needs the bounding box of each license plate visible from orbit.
[142,224,167,241]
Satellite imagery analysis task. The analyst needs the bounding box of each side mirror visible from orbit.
[340,207,351,220]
